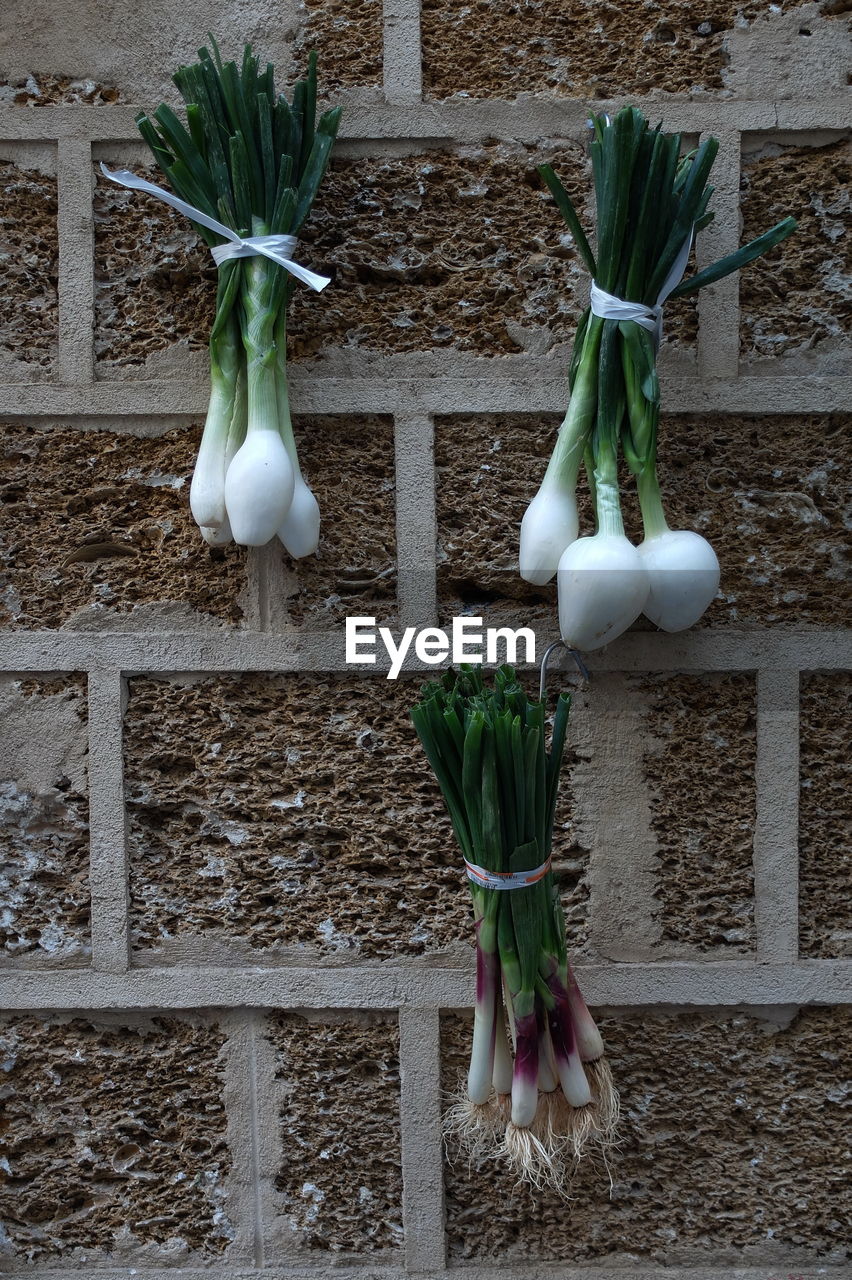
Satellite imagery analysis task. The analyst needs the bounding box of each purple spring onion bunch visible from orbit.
[410,665,617,1193]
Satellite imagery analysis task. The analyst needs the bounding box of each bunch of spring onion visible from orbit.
[411,665,616,1192]
[520,107,796,648]
[123,41,341,551]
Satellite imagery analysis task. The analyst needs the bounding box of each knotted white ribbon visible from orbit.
[589,227,694,352]
[100,164,330,293]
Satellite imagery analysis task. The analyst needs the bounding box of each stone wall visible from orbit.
[0,0,850,1277]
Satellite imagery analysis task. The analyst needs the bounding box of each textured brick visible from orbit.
[0,675,89,965]
[292,144,698,360]
[740,139,851,368]
[799,671,852,958]
[125,672,589,960]
[638,672,756,952]
[125,672,470,959]
[421,0,847,98]
[268,1012,402,1256]
[0,1015,232,1264]
[0,162,57,375]
[443,1006,852,1267]
[436,412,562,627]
[0,424,248,629]
[93,163,215,372]
[655,413,852,626]
[276,415,397,629]
[294,0,383,92]
[92,146,697,367]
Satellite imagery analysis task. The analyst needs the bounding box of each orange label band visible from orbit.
[463,856,552,890]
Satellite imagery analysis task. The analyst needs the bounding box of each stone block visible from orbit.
[443,1006,851,1268]
[0,1014,232,1265]
[0,675,89,965]
[0,424,248,629]
[799,671,852,958]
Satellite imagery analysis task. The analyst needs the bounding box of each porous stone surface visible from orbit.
[421,0,848,99]
[655,412,851,626]
[125,672,590,960]
[292,145,698,360]
[293,0,383,91]
[0,675,88,962]
[94,164,216,372]
[436,412,568,628]
[93,145,696,369]
[124,672,471,960]
[277,415,397,629]
[638,672,756,951]
[443,1006,852,1266]
[799,671,852,958]
[435,410,841,631]
[0,424,248,629]
[268,1012,403,1255]
[740,138,851,370]
[0,74,122,105]
[0,1014,232,1264]
[0,676,89,965]
[0,162,58,375]
[291,142,588,358]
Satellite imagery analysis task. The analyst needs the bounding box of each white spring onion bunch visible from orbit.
[520,108,796,648]
[113,39,341,553]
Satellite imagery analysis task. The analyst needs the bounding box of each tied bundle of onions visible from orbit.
[103,40,341,552]
[520,108,796,647]
[411,665,616,1193]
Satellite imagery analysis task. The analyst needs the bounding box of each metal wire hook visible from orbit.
[539,639,590,703]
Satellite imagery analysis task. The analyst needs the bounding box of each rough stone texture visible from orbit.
[0,424,248,630]
[0,162,58,376]
[0,675,89,965]
[638,672,756,952]
[799,671,852,958]
[443,1006,852,1267]
[278,415,397,629]
[740,138,851,370]
[94,164,216,373]
[94,146,696,369]
[125,672,471,960]
[421,0,849,99]
[0,1014,232,1265]
[0,74,122,105]
[437,412,566,628]
[125,671,591,961]
[268,1012,403,1256]
[291,145,699,361]
[436,412,852,630]
[655,412,852,626]
[293,0,383,92]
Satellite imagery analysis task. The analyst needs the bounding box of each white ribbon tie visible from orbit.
[100,164,330,293]
[589,227,694,352]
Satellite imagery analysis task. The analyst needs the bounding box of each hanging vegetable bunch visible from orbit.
[102,40,341,552]
[411,665,616,1193]
[520,107,796,648]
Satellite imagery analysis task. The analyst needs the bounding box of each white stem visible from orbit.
[492,1009,514,1095]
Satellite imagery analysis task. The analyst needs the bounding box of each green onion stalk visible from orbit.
[410,665,616,1194]
[520,107,796,647]
[127,39,341,549]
